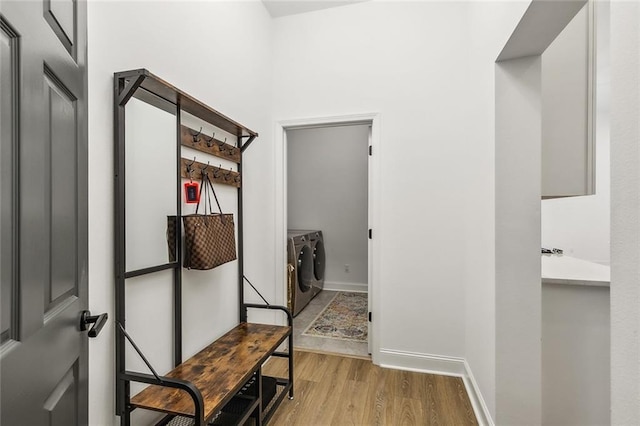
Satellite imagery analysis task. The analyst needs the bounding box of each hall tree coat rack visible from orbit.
[114,69,293,426]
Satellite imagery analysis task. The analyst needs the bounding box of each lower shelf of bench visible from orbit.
[162,378,290,426]
[130,322,291,422]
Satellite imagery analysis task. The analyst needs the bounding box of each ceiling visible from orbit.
[261,0,369,18]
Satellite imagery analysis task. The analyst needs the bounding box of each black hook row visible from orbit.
[188,127,237,156]
[182,157,240,186]
[213,164,240,182]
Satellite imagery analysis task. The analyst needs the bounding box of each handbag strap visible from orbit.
[196,170,215,216]
[194,171,226,223]
[194,172,209,215]
[203,172,228,225]
[205,173,223,216]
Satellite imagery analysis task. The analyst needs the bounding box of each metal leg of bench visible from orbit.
[288,332,294,400]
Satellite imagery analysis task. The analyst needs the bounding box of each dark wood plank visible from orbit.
[181,125,241,164]
[180,158,241,188]
[130,323,290,420]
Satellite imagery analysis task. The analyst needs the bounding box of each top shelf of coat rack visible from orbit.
[115,69,259,140]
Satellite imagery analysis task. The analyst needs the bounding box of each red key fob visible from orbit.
[184,182,200,204]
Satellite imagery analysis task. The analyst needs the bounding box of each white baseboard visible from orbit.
[463,360,494,426]
[378,349,494,426]
[323,281,368,293]
[379,348,467,376]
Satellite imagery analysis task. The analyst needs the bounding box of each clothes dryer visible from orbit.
[308,231,325,294]
[287,230,315,317]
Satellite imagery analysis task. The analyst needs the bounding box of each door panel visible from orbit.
[0,16,18,344]
[46,69,78,311]
[44,0,77,59]
[2,299,82,425]
[44,364,78,426]
[0,0,88,424]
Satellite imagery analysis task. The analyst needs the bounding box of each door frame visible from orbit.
[274,113,381,363]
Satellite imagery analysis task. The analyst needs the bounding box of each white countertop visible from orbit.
[541,254,610,287]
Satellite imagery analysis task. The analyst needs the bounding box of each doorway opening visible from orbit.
[274,114,380,361]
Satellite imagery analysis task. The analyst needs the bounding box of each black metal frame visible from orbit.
[245,304,295,401]
[114,69,292,426]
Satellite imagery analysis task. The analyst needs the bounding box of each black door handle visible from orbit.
[80,310,108,338]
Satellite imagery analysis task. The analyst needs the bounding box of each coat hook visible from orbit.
[224,167,233,181]
[186,157,196,181]
[200,161,210,177]
[234,174,241,183]
[216,137,227,148]
[226,138,235,155]
[189,127,202,143]
[214,165,222,179]
[203,133,215,148]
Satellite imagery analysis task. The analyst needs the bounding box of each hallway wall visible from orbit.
[271,4,528,401]
[465,2,532,419]
[87,1,274,424]
[610,1,640,423]
[273,1,470,363]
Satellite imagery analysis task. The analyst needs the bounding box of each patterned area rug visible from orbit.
[302,292,368,342]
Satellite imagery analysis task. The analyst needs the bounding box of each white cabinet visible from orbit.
[541,3,596,199]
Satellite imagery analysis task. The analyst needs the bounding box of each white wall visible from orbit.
[541,1,610,266]
[272,3,534,422]
[273,0,472,365]
[465,2,531,420]
[287,125,369,289]
[87,1,274,424]
[610,1,640,423]
[495,54,543,425]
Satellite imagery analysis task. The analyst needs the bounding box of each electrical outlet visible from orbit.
[345,264,350,273]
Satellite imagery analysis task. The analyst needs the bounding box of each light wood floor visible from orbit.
[263,350,478,426]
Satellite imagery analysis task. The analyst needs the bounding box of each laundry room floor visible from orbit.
[293,290,370,358]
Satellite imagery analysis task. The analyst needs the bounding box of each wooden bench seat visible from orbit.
[130,323,291,421]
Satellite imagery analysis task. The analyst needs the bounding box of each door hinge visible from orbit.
[368,312,372,322]
[368,229,372,239]
[369,145,372,156]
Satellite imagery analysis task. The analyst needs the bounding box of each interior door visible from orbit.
[1,0,89,425]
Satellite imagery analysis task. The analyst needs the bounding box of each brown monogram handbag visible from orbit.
[166,215,177,263]
[182,172,236,270]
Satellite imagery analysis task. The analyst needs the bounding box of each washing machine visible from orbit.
[287,230,315,317]
[308,230,325,293]
[287,230,326,316]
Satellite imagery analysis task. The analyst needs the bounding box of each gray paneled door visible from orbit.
[1,0,88,425]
